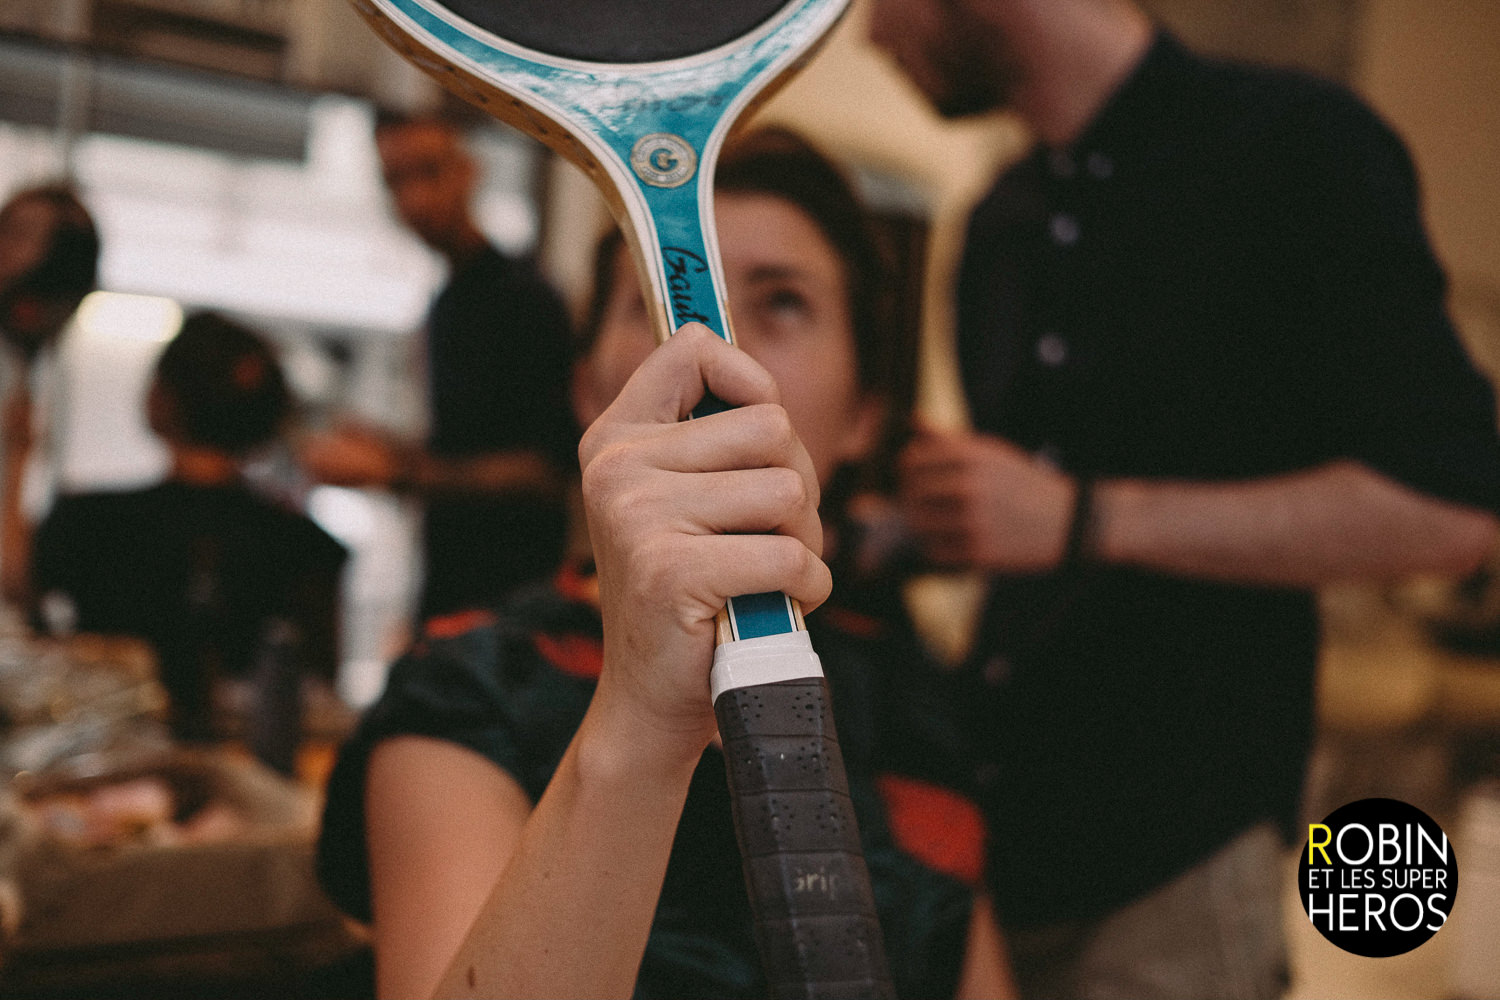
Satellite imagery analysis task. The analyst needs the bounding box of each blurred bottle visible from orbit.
[246,616,302,778]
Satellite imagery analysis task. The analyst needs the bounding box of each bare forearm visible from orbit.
[434,708,699,999]
[1093,460,1498,588]
[1,457,32,606]
[954,892,1016,1000]
[406,449,566,499]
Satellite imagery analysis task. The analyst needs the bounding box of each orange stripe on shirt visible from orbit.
[534,632,604,680]
[876,773,987,887]
[423,609,499,640]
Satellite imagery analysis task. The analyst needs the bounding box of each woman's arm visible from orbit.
[955,893,1016,1000]
[363,328,831,999]
[365,736,532,1000]
[365,727,700,999]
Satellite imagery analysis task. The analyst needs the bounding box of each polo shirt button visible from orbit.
[1087,151,1114,179]
[1036,332,1068,367]
[1048,213,1080,246]
[1035,443,1063,468]
[981,655,1010,686]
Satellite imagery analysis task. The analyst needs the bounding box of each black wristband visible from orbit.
[1062,475,1095,570]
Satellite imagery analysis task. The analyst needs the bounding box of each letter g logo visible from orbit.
[650,148,678,173]
[631,133,697,188]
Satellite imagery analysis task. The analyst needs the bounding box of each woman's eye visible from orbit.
[763,288,811,320]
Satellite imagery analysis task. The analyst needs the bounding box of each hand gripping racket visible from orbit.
[348,2,896,997]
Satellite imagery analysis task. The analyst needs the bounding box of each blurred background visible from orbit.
[0,1,1497,997]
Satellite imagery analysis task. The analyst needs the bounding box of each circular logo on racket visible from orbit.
[630,133,697,188]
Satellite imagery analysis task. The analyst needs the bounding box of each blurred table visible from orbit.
[0,629,369,998]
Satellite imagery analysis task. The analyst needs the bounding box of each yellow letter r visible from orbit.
[1309,823,1332,865]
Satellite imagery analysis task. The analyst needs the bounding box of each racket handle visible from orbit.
[714,637,897,1000]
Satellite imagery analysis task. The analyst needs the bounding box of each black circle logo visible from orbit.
[1299,798,1457,957]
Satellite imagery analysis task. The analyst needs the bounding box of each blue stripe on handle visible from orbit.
[729,591,797,640]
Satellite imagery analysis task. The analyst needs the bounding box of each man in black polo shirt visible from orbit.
[869,0,1500,995]
[302,112,576,620]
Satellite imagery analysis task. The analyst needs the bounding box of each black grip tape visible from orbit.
[717,677,836,740]
[716,678,896,999]
[724,732,848,793]
[691,390,733,419]
[731,788,862,856]
[743,851,878,919]
[760,913,890,1000]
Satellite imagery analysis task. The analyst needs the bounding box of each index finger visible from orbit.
[614,324,782,427]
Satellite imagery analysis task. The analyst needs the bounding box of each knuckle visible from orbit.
[632,535,680,592]
[580,441,630,499]
[613,483,660,529]
[767,466,809,512]
[770,535,814,580]
[640,537,674,581]
[771,408,799,454]
[675,322,712,347]
[596,488,650,543]
[577,420,610,468]
[745,404,797,454]
[582,449,665,540]
[671,323,717,362]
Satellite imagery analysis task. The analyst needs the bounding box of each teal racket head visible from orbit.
[351,0,851,349]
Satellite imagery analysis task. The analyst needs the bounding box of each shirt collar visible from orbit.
[1044,29,1195,174]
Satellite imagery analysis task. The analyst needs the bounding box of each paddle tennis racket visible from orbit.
[348,2,895,997]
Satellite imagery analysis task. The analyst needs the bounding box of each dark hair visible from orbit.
[0,184,100,358]
[714,128,891,394]
[373,106,440,136]
[0,183,100,301]
[577,128,895,395]
[152,312,291,456]
[372,100,489,138]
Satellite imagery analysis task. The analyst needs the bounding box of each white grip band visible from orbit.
[710,630,824,703]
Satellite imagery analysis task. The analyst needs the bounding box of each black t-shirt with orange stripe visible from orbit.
[317,572,980,999]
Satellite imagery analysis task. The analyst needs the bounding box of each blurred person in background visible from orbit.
[868,0,1500,996]
[30,312,347,775]
[0,183,100,611]
[299,110,576,622]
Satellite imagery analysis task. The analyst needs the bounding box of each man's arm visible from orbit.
[399,447,565,498]
[298,424,566,499]
[1094,460,1497,587]
[899,428,1497,587]
[1,382,35,606]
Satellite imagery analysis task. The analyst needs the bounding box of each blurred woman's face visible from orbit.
[0,196,58,292]
[577,191,880,489]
